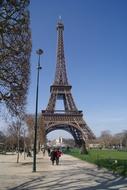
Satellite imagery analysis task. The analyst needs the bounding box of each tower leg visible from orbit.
[80,140,88,154]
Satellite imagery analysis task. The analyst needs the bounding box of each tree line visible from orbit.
[0,123,127,153]
[0,114,45,153]
[89,130,127,150]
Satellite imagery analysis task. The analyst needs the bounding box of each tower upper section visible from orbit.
[53,19,69,86]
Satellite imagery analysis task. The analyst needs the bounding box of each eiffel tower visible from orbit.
[42,19,95,147]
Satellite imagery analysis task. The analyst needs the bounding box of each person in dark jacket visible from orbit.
[50,148,56,165]
[47,147,51,156]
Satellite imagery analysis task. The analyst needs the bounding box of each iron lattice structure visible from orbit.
[42,20,95,146]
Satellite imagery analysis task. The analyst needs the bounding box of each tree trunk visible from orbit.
[80,141,88,154]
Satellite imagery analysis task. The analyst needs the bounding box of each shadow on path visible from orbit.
[9,167,127,190]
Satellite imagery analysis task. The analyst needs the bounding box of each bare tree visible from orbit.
[0,0,31,116]
[0,130,6,143]
[5,119,25,162]
[99,130,113,148]
[122,130,127,148]
[25,114,34,148]
[38,115,46,148]
[25,114,46,151]
[6,121,19,147]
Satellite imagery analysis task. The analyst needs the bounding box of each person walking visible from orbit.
[50,148,56,165]
[47,147,51,156]
[42,148,45,156]
[55,148,62,165]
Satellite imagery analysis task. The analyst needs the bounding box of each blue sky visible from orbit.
[27,0,127,139]
[1,0,127,139]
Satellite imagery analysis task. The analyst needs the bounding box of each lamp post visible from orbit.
[33,49,43,172]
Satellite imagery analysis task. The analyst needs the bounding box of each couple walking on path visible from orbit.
[50,148,62,165]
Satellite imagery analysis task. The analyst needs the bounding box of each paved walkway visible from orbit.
[0,152,127,190]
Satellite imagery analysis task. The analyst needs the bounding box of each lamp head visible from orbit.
[36,49,43,55]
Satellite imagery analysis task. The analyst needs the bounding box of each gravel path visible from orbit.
[0,152,127,190]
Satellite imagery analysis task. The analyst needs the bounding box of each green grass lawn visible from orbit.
[64,148,127,177]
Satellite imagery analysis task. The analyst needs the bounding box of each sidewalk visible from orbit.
[0,152,127,190]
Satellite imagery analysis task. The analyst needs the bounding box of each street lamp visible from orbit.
[33,49,43,172]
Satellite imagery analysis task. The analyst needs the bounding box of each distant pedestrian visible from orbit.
[42,148,45,156]
[47,147,51,156]
[50,148,56,165]
[27,150,32,157]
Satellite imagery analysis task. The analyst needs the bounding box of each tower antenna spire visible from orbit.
[58,15,63,23]
[59,15,62,21]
